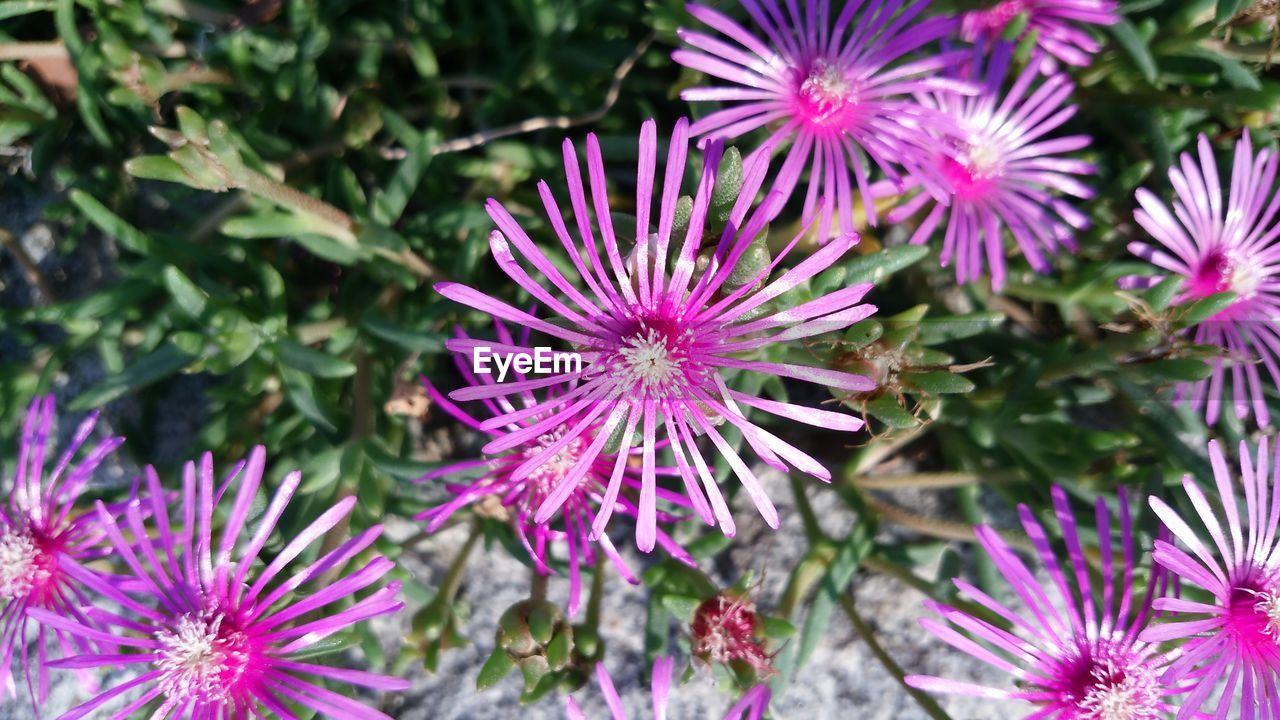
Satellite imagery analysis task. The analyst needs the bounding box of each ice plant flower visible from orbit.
[417,323,696,616]
[908,486,1183,718]
[960,0,1120,70]
[884,43,1095,291]
[1144,437,1280,717]
[673,0,967,237]
[435,119,876,551]
[1121,133,1280,427]
[0,395,122,705]
[564,656,771,720]
[30,446,409,719]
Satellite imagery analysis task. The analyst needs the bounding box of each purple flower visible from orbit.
[417,323,696,616]
[564,656,770,719]
[885,43,1095,291]
[960,0,1120,70]
[908,486,1183,718]
[0,396,122,706]
[1144,437,1280,717]
[30,446,409,719]
[1121,133,1280,427]
[673,0,967,238]
[436,119,876,551]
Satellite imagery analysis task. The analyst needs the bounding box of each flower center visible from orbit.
[155,610,252,703]
[941,142,1002,201]
[1255,592,1280,639]
[617,324,688,392]
[1187,248,1263,312]
[522,431,586,500]
[796,61,858,128]
[1222,581,1280,653]
[0,527,52,599]
[1075,655,1162,720]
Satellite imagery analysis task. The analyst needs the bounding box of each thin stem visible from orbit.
[862,495,1035,553]
[585,555,605,631]
[854,472,1008,490]
[530,567,549,603]
[840,592,953,720]
[790,475,825,543]
[441,520,483,602]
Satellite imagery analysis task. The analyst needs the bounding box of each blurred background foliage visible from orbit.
[2,0,1280,712]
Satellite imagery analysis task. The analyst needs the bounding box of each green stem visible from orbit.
[441,521,482,603]
[790,475,826,543]
[840,592,953,720]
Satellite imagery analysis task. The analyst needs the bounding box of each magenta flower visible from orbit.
[908,486,1183,717]
[673,0,967,237]
[885,43,1095,291]
[1121,133,1280,427]
[436,119,876,551]
[960,0,1120,70]
[1144,437,1280,717]
[564,656,770,720]
[0,396,121,706]
[417,323,696,616]
[30,446,409,719]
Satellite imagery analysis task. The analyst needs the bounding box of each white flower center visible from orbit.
[1254,592,1280,640]
[618,326,685,391]
[1227,254,1264,298]
[965,142,1002,177]
[0,527,47,598]
[799,61,856,122]
[155,610,249,701]
[1078,656,1161,720]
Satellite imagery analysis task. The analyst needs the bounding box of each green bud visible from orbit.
[711,147,743,227]
[671,195,694,248]
[476,647,515,690]
[545,627,573,670]
[573,625,600,659]
[725,230,771,291]
[517,655,551,691]
[528,603,555,645]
